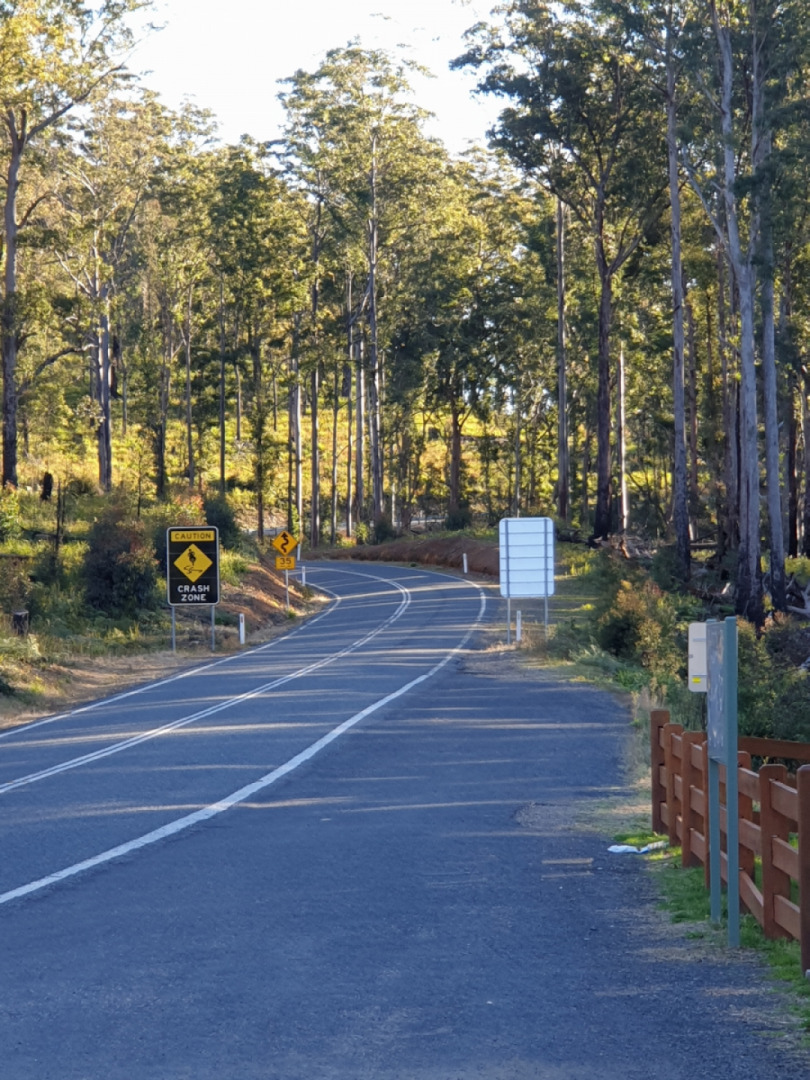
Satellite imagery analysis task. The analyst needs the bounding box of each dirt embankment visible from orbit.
[310,534,498,576]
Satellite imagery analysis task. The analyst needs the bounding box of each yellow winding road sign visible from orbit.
[272,530,299,556]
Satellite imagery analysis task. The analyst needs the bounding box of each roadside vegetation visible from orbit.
[514,539,810,1029]
[0,485,315,725]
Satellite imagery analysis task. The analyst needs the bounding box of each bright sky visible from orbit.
[129,0,502,154]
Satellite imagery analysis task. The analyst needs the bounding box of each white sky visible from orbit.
[129,0,502,154]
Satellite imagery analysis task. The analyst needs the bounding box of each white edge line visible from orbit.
[0,574,410,795]
[0,586,486,907]
[0,580,342,741]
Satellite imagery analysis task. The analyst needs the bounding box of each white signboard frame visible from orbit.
[499,517,555,642]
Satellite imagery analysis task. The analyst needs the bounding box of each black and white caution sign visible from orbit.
[166,527,220,606]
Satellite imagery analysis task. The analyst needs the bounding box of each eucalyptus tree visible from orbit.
[52,91,170,491]
[206,141,309,538]
[676,1,810,617]
[457,0,669,540]
[279,44,446,529]
[0,0,152,488]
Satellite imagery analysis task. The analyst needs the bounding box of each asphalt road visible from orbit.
[0,562,807,1079]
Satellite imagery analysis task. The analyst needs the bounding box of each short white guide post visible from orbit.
[499,517,555,643]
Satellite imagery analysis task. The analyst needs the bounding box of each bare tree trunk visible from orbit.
[310,365,320,547]
[512,391,521,517]
[714,4,761,621]
[1,141,21,488]
[355,337,365,527]
[717,247,737,557]
[617,338,628,534]
[685,294,699,521]
[753,67,786,610]
[667,42,690,578]
[184,285,194,489]
[803,376,810,557]
[219,276,226,497]
[367,133,384,522]
[290,318,303,534]
[330,358,340,546]
[556,198,569,522]
[97,291,113,492]
[592,265,613,540]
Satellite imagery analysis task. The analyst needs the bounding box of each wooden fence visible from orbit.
[650,709,810,973]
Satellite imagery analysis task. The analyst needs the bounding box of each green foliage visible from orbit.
[0,554,33,613]
[0,486,22,543]
[219,549,248,587]
[445,507,472,531]
[82,507,159,618]
[203,493,242,549]
[372,514,397,545]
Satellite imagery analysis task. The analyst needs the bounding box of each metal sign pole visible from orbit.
[724,617,740,947]
[505,519,511,644]
[285,570,290,612]
[171,607,176,653]
[210,604,215,652]
[706,616,740,945]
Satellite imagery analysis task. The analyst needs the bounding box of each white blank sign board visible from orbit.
[499,517,555,598]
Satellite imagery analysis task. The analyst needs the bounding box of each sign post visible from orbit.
[705,616,740,946]
[499,517,555,643]
[271,530,300,612]
[166,527,220,651]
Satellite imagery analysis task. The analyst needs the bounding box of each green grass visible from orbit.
[650,853,810,1033]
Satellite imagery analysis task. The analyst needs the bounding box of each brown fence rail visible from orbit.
[650,709,810,973]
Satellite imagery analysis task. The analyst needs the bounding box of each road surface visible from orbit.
[0,563,806,1079]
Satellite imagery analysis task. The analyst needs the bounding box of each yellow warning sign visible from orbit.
[271,530,299,556]
[174,544,213,583]
[275,555,296,571]
[170,529,215,543]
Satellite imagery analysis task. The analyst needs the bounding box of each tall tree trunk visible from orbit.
[1,140,21,488]
[803,376,810,557]
[330,358,340,546]
[617,338,628,534]
[184,285,195,489]
[717,247,737,557]
[367,132,384,522]
[556,198,569,522]
[685,294,699,521]
[310,365,320,547]
[753,56,786,611]
[592,262,613,540]
[512,391,521,517]
[290,316,303,533]
[252,340,266,544]
[667,43,690,579]
[788,382,798,559]
[218,276,226,497]
[98,295,112,492]
[355,336,365,527]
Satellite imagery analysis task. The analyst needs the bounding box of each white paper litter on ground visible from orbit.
[608,840,669,855]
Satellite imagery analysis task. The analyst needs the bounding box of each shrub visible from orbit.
[372,514,397,544]
[203,494,242,549]
[82,508,159,617]
[445,506,472,531]
[0,485,22,542]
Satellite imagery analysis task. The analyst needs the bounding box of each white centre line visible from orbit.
[0,571,410,796]
[0,587,485,906]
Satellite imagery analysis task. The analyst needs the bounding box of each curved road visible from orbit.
[0,562,806,1079]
